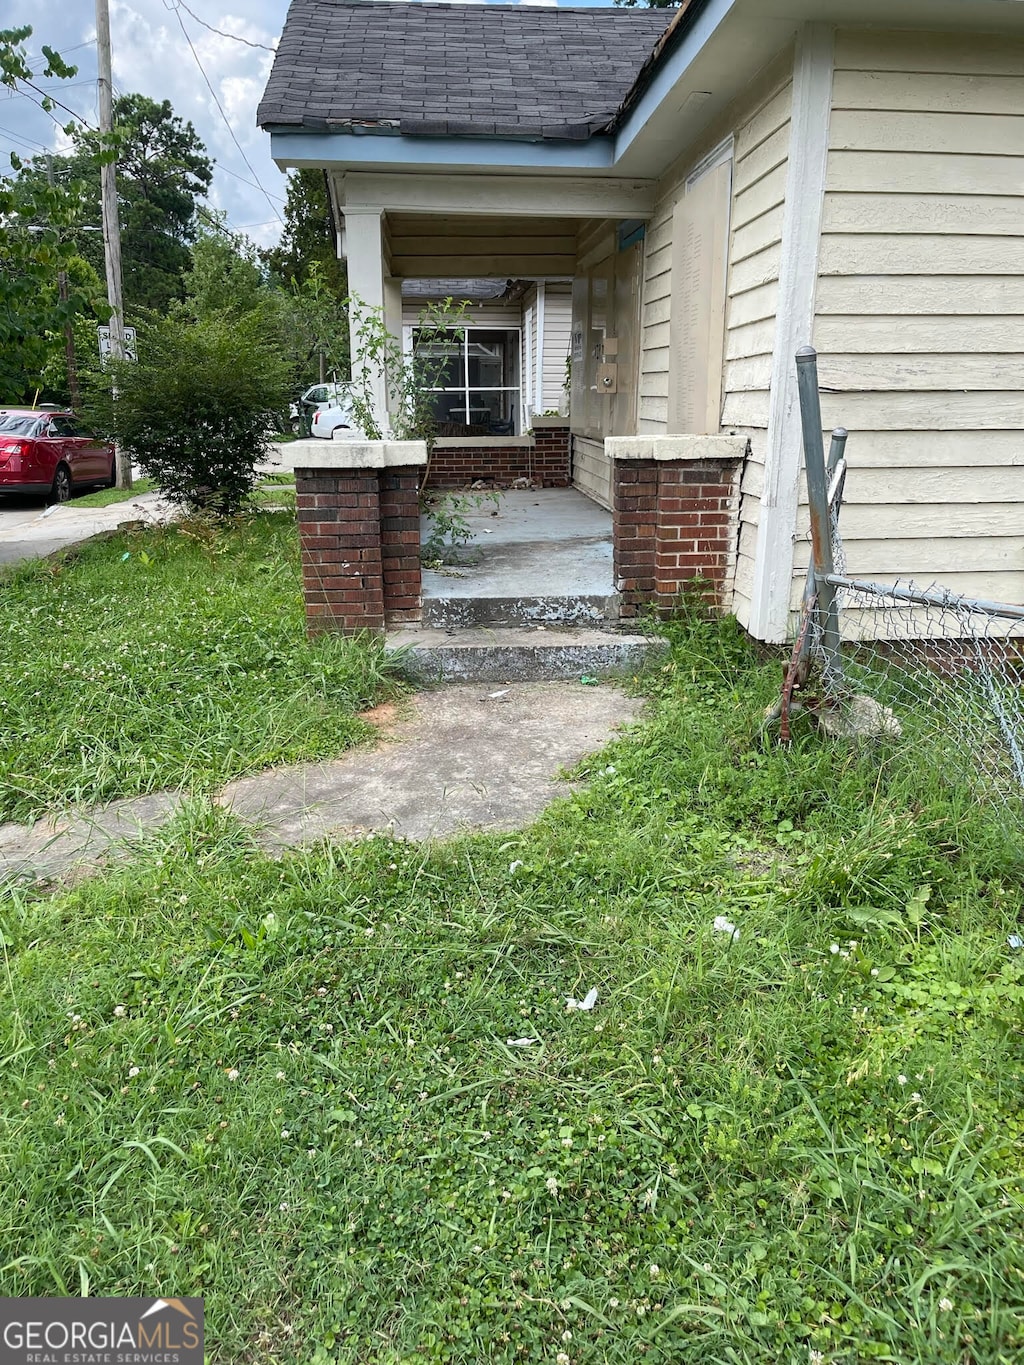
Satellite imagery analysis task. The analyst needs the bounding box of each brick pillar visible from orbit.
[379,468,422,624]
[609,436,746,619]
[296,468,385,634]
[531,421,571,486]
[653,461,738,610]
[612,460,659,618]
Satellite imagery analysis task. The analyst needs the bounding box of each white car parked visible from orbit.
[310,390,364,440]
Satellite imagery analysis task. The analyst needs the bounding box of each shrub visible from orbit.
[89,312,290,514]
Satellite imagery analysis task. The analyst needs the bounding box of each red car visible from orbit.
[0,407,116,502]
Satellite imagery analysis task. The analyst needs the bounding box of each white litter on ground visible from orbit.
[566,987,598,1012]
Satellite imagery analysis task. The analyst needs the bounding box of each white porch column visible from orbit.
[343,207,392,433]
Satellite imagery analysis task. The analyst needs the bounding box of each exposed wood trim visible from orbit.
[337,171,658,218]
[748,23,834,644]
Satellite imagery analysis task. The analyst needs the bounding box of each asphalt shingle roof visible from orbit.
[257,1,674,141]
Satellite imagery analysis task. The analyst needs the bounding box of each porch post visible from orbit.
[343,207,393,433]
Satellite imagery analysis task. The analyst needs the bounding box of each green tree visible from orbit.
[86,312,291,515]
[263,169,346,296]
[15,94,213,313]
[0,26,109,401]
[182,228,269,321]
[263,170,349,383]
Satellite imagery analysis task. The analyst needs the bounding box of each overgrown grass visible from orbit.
[0,513,404,821]
[2,613,1022,1362]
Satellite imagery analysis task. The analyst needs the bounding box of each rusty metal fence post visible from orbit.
[795,346,844,689]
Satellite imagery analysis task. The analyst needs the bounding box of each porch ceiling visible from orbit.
[385,212,578,279]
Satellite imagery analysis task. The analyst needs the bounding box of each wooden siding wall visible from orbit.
[638,52,795,629]
[808,29,1024,609]
[572,435,613,511]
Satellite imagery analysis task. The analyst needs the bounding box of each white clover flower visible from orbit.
[829,944,840,955]
[113,1006,126,1018]
[128,1066,140,1078]
[546,1176,559,1196]
[226,1068,239,1081]
[897,1074,908,1085]
[649,1264,661,1280]
[561,1330,572,1342]
[939,1297,953,1312]
[281,1129,291,1139]
[556,1354,570,1365]
[276,1070,286,1081]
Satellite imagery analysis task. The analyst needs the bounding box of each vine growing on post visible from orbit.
[346,295,470,487]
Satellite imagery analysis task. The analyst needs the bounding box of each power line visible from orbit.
[0,123,51,154]
[171,6,283,226]
[217,160,286,204]
[172,0,275,53]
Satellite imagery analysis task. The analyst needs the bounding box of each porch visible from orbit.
[421,488,617,629]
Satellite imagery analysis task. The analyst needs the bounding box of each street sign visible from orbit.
[97,325,138,363]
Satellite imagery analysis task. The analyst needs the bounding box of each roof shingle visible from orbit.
[257,1,673,141]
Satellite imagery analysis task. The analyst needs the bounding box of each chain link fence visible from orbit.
[769,348,1024,817]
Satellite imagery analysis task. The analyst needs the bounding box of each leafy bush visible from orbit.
[89,312,290,514]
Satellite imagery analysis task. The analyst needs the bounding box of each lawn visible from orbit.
[1,593,1022,1363]
[0,512,402,822]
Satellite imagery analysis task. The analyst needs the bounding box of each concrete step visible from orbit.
[422,592,619,629]
[387,626,669,684]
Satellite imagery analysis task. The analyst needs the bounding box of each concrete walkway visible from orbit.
[0,491,173,566]
[0,682,641,887]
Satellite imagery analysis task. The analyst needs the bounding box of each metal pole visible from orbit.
[95,0,131,488]
[795,347,842,686]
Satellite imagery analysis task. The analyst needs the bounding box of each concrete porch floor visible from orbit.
[420,488,613,600]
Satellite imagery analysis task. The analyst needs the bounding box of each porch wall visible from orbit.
[637,49,795,631]
[804,28,1024,619]
[426,423,571,489]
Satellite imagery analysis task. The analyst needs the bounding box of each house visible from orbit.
[258,0,1024,639]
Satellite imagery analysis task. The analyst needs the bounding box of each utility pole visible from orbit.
[46,154,81,411]
[95,0,131,488]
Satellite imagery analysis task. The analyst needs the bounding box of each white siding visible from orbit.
[572,435,613,510]
[541,283,572,413]
[638,51,794,629]
[810,29,1024,615]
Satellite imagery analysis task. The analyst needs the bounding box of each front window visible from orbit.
[413,327,521,436]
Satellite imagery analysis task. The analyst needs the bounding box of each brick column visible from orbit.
[653,460,739,610]
[607,436,747,619]
[610,459,658,617]
[379,469,422,624]
[292,440,428,635]
[530,418,571,486]
[296,468,385,633]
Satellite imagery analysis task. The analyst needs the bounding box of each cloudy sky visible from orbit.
[1,0,614,249]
